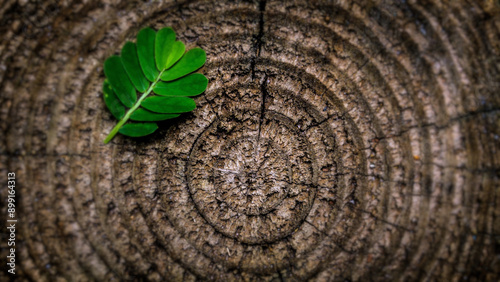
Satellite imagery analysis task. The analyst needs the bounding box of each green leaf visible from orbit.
[130,108,180,121]
[141,96,196,113]
[161,48,206,81]
[165,41,185,70]
[121,42,149,93]
[137,27,159,82]
[103,80,125,119]
[104,55,136,108]
[102,27,208,144]
[155,27,176,70]
[153,73,208,96]
[119,123,158,137]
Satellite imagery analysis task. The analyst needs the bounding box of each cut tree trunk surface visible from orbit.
[1,0,499,281]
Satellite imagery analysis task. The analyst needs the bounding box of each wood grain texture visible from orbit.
[0,0,499,281]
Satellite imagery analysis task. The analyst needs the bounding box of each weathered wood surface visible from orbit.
[1,0,499,281]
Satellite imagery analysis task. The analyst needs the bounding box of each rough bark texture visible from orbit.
[1,0,499,281]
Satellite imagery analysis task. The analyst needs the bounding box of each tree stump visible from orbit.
[1,0,499,281]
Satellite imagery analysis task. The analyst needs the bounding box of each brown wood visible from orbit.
[1,0,499,281]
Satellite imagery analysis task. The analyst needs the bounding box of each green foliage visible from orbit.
[102,27,207,144]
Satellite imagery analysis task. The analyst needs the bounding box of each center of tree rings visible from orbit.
[187,110,317,244]
[215,136,291,216]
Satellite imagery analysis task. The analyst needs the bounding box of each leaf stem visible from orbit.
[104,70,164,144]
